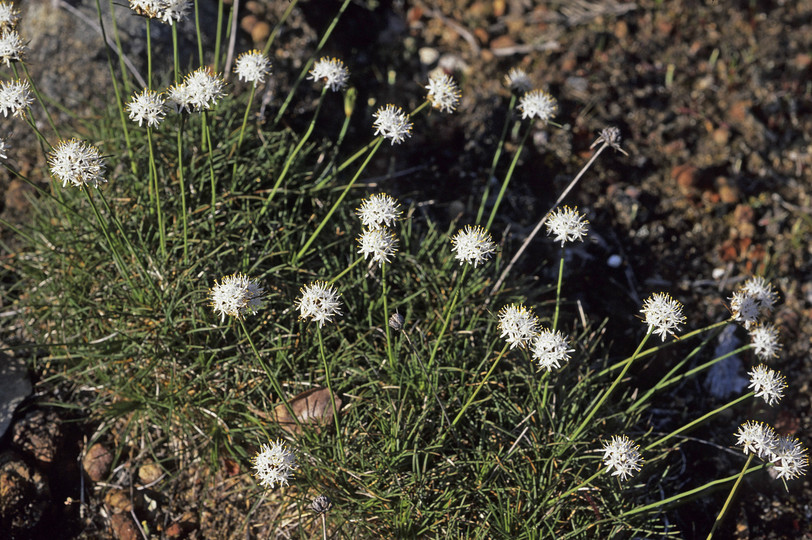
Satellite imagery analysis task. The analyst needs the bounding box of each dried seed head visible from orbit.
[389,313,405,331]
[312,494,333,514]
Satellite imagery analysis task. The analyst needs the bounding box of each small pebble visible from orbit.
[607,254,622,268]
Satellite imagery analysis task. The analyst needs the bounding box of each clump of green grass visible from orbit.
[0,1,806,538]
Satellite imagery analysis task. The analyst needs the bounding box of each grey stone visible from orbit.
[0,353,31,440]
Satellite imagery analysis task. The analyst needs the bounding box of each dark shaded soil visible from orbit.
[2,0,811,538]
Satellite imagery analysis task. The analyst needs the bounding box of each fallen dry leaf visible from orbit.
[270,387,343,435]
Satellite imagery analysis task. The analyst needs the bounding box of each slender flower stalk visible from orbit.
[484,122,533,230]
[452,343,510,426]
[231,50,271,187]
[317,326,344,460]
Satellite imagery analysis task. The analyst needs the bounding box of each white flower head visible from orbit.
[126,88,166,128]
[129,0,162,18]
[165,81,193,113]
[357,228,398,266]
[159,0,190,25]
[505,67,532,94]
[498,303,539,350]
[425,72,460,113]
[749,323,781,361]
[747,364,786,406]
[185,66,226,112]
[742,276,777,313]
[356,193,402,230]
[235,50,272,84]
[735,420,777,460]
[0,78,32,119]
[730,290,760,329]
[373,104,412,145]
[601,435,643,481]
[771,435,808,481]
[308,57,349,92]
[730,277,777,329]
[0,29,24,66]
[531,329,573,372]
[545,206,589,246]
[208,273,265,323]
[0,2,21,31]
[252,439,297,489]
[451,225,496,268]
[517,89,557,123]
[48,139,107,189]
[0,137,7,160]
[640,292,686,341]
[296,281,342,328]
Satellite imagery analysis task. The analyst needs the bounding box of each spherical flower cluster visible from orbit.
[165,82,193,113]
[357,228,398,266]
[129,0,162,18]
[729,276,777,329]
[296,281,342,327]
[749,323,781,361]
[0,137,7,160]
[498,304,539,350]
[518,89,557,123]
[531,329,573,371]
[208,273,265,323]
[48,138,107,188]
[158,0,190,25]
[234,50,272,84]
[167,67,226,113]
[505,67,532,94]
[0,29,24,66]
[425,72,460,113]
[772,435,809,481]
[545,206,589,246]
[601,435,643,481]
[736,420,778,460]
[356,193,402,230]
[450,225,497,268]
[0,2,21,31]
[0,78,32,119]
[126,88,166,128]
[308,57,349,92]
[373,104,412,145]
[252,439,297,489]
[747,364,786,406]
[640,292,686,341]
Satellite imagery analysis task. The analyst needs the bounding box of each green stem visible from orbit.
[193,0,204,65]
[294,138,383,264]
[145,18,152,90]
[231,83,257,188]
[108,0,132,96]
[317,326,344,459]
[17,63,60,139]
[82,187,136,290]
[146,128,166,259]
[707,454,754,540]
[382,262,395,367]
[261,0,302,56]
[552,247,565,331]
[551,469,604,505]
[485,122,532,230]
[645,392,753,451]
[475,94,516,224]
[176,115,189,263]
[452,343,510,426]
[202,111,217,219]
[261,86,328,216]
[213,0,224,73]
[171,22,181,84]
[427,264,469,369]
[329,257,364,284]
[570,330,652,440]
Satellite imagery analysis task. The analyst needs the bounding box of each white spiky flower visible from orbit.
[0,29,24,66]
[729,290,760,329]
[0,2,21,31]
[48,139,107,189]
[356,193,402,230]
[425,72,460,113]
[308,57,349,92]
[505,67,532,94]
[771,435,808,481]
[165,81,193,113]
[531,329,573,372]
[0,78,32,119]
[296,281,342,327]
[373,104,412,145]
[601,435,643,481]
[126,88,166,128]
[742,276,777,313]
[640,292,686,341]
[747,364,786,406]
[129,0,162,18]
[450,225,496,268]
[235,49,272,84]
[498,304,539,350]
[545,206,589,246]
[208,273,265,323]
[518,89,557,123]
[736,420,777,460]
[185,66,226,112]
[159,0,190,25]
[252,439,297,489]
[357,228,398,266]
[0,137,7,160]
[749,323,781,361]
